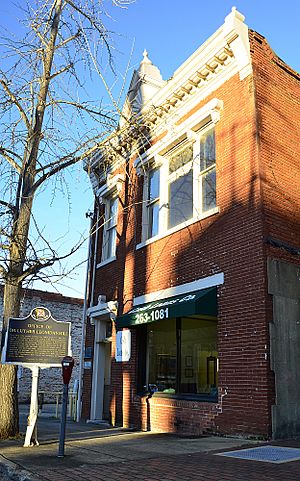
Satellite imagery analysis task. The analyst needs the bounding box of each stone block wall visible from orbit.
[0,286,83,403]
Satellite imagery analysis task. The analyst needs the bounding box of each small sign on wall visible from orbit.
[115,330,131,362]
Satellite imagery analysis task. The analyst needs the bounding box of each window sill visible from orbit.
[137,391,218,403]
[136,207,219,250]
[96,256,116,269]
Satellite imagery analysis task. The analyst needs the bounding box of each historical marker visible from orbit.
[2,307,71,367]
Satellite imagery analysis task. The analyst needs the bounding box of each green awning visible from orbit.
[116,287,217,328]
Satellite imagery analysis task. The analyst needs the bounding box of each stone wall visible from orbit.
[0,286,83,403]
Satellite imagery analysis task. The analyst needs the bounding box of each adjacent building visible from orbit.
[81,8,300,439]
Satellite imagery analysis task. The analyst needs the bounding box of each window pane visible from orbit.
[169,145,193,174]
[148,201,159,238]
[108,196,118,228]
[168,170,193,228]
[180,317,218,397]
[107,226,116,259]
[202,169,216,212]
[149,169,160,201]
[200,129,215,171]
[147,318,176,393]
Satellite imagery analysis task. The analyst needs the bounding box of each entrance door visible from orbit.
[90,320,112,422]
[103,341,111,420]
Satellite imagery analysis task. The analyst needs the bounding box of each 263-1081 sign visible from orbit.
[134,307,169,324]
[2,307,71,367]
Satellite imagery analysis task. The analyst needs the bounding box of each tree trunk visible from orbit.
[0,281,21,439]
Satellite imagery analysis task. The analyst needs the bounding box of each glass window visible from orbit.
[148,318,176,393]
[200,128,216,212]
[167,144,193,229]
[169,144,193,174]
[146,169,160,239]
[180,318,218,396]
[146,316,218,399]
[168,169,193,229]
[141,125,217,241]
[102,195,118,261]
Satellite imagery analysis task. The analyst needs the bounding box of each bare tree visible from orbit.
[0,0,134,439]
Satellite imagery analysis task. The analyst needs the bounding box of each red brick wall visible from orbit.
[250,30,300,264]
[83,31,300,438]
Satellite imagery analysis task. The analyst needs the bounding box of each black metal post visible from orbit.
[58,383,69,457]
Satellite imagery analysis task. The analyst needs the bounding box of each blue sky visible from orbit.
[1,1,299,299]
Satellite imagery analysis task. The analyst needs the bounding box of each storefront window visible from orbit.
[147,318,176,393]
[180,317,218,396]
[146,316,218,399]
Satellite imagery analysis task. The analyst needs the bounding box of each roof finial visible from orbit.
[141,49,152,65]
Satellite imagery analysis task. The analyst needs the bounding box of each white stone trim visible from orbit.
[96,173,124,203]
[133,273,224,306]
[134,98,223,169]
[87,295,118,323]
[96,256,116,269]
[140,8,251,122]
[223,7,252,80]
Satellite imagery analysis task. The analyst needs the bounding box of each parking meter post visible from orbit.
[58,383,68,458]
[57,356,74,458]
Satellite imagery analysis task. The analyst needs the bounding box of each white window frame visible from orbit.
[101,193,118,263]
[139,122,218,247]
[96,174,124,267]
[145,167,161,239]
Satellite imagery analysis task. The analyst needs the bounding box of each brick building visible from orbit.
[81,8,300,439]
[0,286,83,402]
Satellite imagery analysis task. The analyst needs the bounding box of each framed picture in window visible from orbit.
[184,368,194,378]
[185,355,193,368]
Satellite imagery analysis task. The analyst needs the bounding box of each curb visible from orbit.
[0,456,40,481]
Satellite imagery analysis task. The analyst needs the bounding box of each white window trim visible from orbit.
[134,98,223,170]
[96,173,124,202]
[100,194,118,263]
[137,206,219,250]
[97,255,117,269]
[139,122,217,246]
[96,173,124,266]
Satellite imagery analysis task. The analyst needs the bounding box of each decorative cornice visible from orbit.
[85,8,252,189]
[141,8,252,128]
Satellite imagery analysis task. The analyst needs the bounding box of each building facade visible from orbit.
[81,9,300,439]
[0,286,83,402]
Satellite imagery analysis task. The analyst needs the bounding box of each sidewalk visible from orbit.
[1,406,300,481]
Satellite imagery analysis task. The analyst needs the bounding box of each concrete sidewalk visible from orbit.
[1,407,300,481]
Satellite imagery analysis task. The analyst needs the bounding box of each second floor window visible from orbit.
[200,128,216,212]
[146,168,160,238]
[143,124,216,242]
[168,144,194,229]
[102,194,118,261]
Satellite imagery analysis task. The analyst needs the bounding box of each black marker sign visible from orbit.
[2,307,71,366]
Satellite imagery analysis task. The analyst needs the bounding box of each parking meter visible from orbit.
[58,356,74,458]
[61,356,74,385]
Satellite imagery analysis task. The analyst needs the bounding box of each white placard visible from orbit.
[115,330,131,362]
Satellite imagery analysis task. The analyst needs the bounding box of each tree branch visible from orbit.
[0,147,22,173]
[0,80,31,133]
[31,148,92,194]
[55,30,82,50]
[65,0,113,66]
[0,200,16,214]
[49,63,73,80]
[43,99,117,119]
